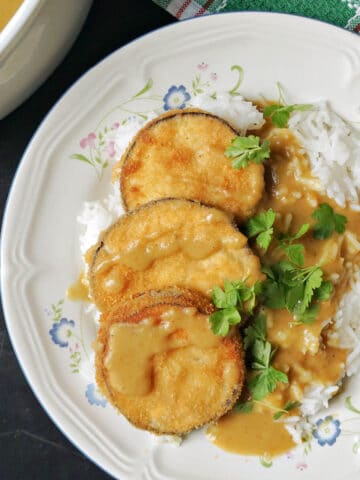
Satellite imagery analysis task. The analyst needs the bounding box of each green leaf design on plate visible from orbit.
[353,440,360,454]
[70,153,93,166]
[228,65,244,96]
[133,79,154,98]
[345,396,360,414]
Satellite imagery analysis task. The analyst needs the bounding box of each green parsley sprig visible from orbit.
[278,223,310,266]
[312,203,347,240]
[209,280,262,336]
[244,314,288,400]
[263,104,312,128]
[225,135,270,169]
[261,259,333,325]
[245,209,276,251]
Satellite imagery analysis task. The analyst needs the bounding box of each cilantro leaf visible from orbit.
[262,278,287,309]
[234,401,254,413]
[212,282,238,308]
[245,281,263,313]
[244,313,288,400]
[293,303,320,325]
[225,135,271,169]
[314,280,333,301]
[285,283,305,311]
[245,209,276,251]
[281,244,305,266]
[261,259,331,326]
[300,267,323,312]
[248,366,288,401]
[252,339,272,370]
[210,279,263,336]
[209,307,241,336]
[312,203,347,240]
[264,103,312,128]
[278,223,310,265]
[273,400,301,420]
[244,314,267,350]
[280,223,310,243]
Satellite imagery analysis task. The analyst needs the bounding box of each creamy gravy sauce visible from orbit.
[67,271,90,302]
[0,0,23,32]
[104,306,220,396]
[209,123,360,457]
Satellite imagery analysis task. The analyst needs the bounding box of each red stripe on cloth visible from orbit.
[195,0,215,16]
[176,0,193,19]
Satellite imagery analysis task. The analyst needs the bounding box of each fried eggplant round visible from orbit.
[116,109,264,221]
[95,288,245,435]
[89,198,263,312]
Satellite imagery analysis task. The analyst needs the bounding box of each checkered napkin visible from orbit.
[153,0,360,32]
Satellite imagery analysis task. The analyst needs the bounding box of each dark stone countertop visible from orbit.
[0,2,174,478]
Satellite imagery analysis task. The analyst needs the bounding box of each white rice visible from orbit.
[76,93,360,444]
[192,92,265,134]
[289,101,360,209]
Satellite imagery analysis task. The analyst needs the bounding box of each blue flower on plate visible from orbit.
[85,383,107,407]
[313,416,341,446]
[49,318,75,347]
[163,85,191,111]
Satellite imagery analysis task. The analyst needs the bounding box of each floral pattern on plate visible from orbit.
[49,61,360,466]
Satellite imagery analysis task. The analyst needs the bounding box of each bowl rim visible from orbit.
[0,0,45,61]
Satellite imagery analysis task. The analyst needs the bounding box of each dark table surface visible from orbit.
[0,2,174,478]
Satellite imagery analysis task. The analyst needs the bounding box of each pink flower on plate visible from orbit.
[296,462,308,471]
[197,62,208,70]
[107,140,116,157]
[112,122,120,129]
[80,132,96,149]
[210,72,218,81]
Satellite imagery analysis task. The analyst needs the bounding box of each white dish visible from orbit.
[0,0,93,119]
[2,12,360,480]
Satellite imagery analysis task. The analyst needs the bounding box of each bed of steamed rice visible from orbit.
[76,93,360,445]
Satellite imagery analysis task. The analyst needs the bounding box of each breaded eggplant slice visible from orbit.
[95,288,245,435]
[89,198,263,312]
[117,109,264,221]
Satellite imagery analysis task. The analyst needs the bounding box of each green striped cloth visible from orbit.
[153,0,360,32]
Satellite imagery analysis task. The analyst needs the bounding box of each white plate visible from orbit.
[2,12,360,480]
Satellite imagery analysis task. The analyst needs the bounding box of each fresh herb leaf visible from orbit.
[312,203,347,240]
[300,267,323,312]
[245,209,276,251]
[210,279,263,336]
[234,401,254,413]
[281,244,305,266]
[261,260,331,325]
[280,223,310,243]
[246,281,263,313]
[293,304,320,325]
[244,313,288,400]
[285,283,305,311]
[244,313,267,350]
[278,223,310,265]
[249,366,288,401]
[212,283,237,308]
[225,135,270,169]
[263,104,312,128]
[209,307,241,336]
[314,280,333,301]
[273,401,301,420]
[262,278,287,309]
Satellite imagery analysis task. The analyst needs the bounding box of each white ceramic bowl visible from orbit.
[0,0,93,119]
